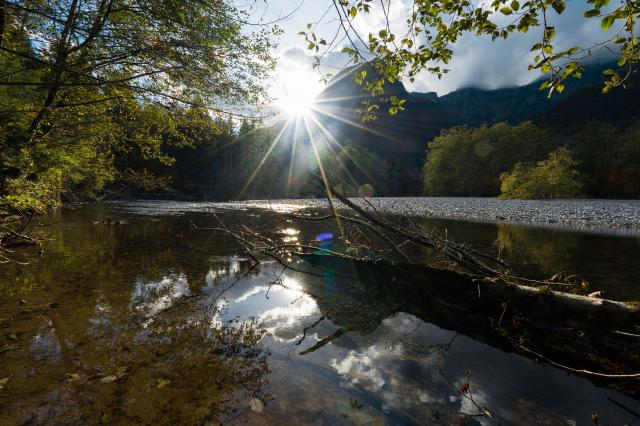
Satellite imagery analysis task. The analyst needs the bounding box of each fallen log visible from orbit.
[293,253,640,396]
[298,254,639,331]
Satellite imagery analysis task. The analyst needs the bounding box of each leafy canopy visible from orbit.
[0,0,277,212]
[301,0,640,119]
[422,122,553,196]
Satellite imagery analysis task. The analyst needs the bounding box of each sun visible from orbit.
[278,90,316,116]
[276,69,323,117]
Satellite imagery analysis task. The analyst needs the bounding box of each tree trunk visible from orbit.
[27,0,80,137]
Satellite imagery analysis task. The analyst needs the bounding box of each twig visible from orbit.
[296,316,326,346]
[517,344,640,378]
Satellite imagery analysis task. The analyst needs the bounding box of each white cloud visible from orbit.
[407,2,616,94]
[256,0,620,97]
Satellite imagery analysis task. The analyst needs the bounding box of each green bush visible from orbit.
[422,122,554,196]
[500,147,585,199]
[4,169,65,213]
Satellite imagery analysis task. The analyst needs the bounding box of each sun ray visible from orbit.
[286,117,301,197]
[313,94,371,105]
[209,124,267,155]
[311,104,404,143]
[306,113,365,191]
[237,117,293,199]
[302,116,344,238]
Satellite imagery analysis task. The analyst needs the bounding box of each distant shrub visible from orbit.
[422,122,554,196]
[500,147,584,199]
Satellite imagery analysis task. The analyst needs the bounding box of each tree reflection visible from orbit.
[0,209,270,424]
[495,223,579,277]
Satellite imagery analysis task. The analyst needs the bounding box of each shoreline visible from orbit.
[102,197,640,237]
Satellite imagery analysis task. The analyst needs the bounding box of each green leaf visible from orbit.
[349,7,357,19]
[530,43,543,51]
[511,0,520,11]
[601,15,615,31]
[583,9,600,17]
[551,1,566,14]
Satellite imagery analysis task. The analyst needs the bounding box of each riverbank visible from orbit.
[107,197,640,236]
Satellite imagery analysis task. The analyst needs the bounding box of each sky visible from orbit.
[234,0,619,100]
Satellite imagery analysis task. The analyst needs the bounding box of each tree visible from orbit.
[301,0,640,119]
[500,146,584,199]
[323,145,393,196]
[0,0,276,211]
[422,122,553,196]
[565,120,640,198]
[610,122,640,197]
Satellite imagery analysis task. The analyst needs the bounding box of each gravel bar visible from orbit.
[109,198,640,236]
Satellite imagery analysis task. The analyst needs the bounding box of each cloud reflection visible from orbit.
[131,273,190,320]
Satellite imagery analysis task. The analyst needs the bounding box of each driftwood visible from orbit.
[0,212,41,264]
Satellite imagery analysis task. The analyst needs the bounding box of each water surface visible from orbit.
[1,201,639,425]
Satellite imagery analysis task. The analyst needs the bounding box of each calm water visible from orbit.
[0,201,639,425]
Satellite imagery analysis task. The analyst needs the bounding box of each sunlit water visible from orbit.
[1,201,639,425]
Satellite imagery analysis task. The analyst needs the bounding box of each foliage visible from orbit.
[421,118,639,199]
[500,147,584,199]
[322,146,392,196]
[0,0,276,212]
[120,118,400,200]
[568,121,640,198]
[302,0,640,115]
[4,168,65,212]
[422,122,553,196]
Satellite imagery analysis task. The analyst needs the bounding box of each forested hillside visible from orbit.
[435,62,613,126]
[122,65,640,200]
[422,68,640,199]
[2,0,636,208]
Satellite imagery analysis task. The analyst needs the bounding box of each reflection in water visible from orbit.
[414,216,640,300]
[1,203,639,425]
[29,321,61,363]
[131,273,190,320]
[496,224,579,277]
[205,256,242,286]
[0,212,271,424]
[331,344,391,392]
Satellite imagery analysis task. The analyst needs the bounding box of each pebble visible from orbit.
[109,198,640,236]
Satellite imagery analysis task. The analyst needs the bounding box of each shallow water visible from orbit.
[0,202,639,425]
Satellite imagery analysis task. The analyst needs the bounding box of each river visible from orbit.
[0,200,638,424]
